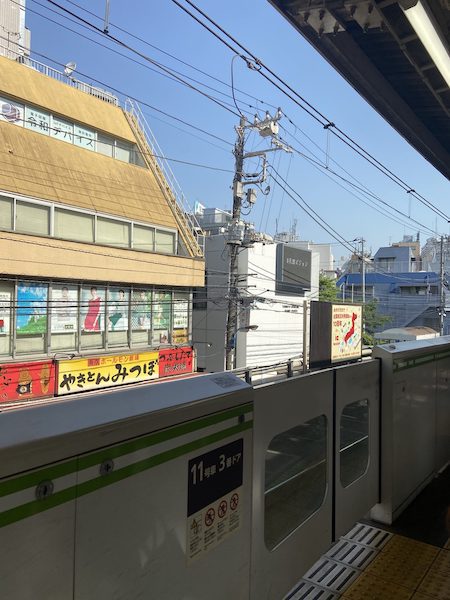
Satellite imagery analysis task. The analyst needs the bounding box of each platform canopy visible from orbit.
[269,0,450,180]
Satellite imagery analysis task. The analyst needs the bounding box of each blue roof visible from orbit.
[336,271,439,286]
[374,246,412,261]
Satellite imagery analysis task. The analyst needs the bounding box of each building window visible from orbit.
[115,140,133,162]
[172,292,189,344]
[340,399,369,488]
[155,229,175,254]
[16,201,50,236]
[50,284,78,351]
[152,291,172,345]
[15,281,48,355]
[97,133,114,157]
[80,285,106,350]
[97,217,130,248]
[264,415,328,550]
[54,208,95,243]
[133,224,155,252]
[0,195,13,230]
[107,287,129,347]
[0,281,13,356]
[131,288,152,347]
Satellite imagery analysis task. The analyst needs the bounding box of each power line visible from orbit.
[170,0,450,222]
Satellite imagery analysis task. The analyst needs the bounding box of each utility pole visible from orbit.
[225,110,290,370]
[225,116,246,371]
[439,235,445,335]
[361,238,366,305]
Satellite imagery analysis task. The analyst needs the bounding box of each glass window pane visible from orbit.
[131,289,151,347]
[131,146,146,167]
[340,399,369,488]
[97,133,114,157]
[54,208,94,243]
[51,116,74,144]
[50,284,78,351]
[80,285,105,350]
[0,281,13,356]
[172,291,189,345]
[108,287,129,347]
[155,229,175,254]
[16,201,50,235]
[97,217,130,247]
[152,290,171,345]
[74,124,96,151]
[265,415,327,550]
[115,140,132,162]
[0,195,13,230]
[133,225,154,252]
[25,106,50,135]
[16,282,48,355]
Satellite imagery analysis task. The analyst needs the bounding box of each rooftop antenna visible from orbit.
[63,61,76,78]
[104,0,111,33]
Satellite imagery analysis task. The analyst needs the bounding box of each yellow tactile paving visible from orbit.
[365,535,440,591]
[417,569,450,600]
[342,572,413,600]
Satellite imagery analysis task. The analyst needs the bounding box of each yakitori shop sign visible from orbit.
[57,351,159,395]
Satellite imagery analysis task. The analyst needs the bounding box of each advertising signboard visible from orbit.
[276,244,312,294]
[310,301,362,368]
[331,304,362,363]
[57,351,159,395]
[0,360,55,403]
[159,346,194,378]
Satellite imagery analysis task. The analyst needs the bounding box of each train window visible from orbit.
[264,415,327,550]
[340,399,369,488]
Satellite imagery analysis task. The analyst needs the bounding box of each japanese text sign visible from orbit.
[159,346,193,378]
[331,304,362,362]
[57,351,159,395]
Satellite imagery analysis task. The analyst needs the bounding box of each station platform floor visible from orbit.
[285,465,450,599]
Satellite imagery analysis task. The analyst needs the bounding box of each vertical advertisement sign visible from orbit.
[81,286,105,332]
[153,291,171,344]
[108,287,129,332]
[331,304,362,363]
[16,282,48,335]
[51,284,78,333]
[131,289,151,330]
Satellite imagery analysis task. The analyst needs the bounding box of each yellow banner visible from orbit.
[57,351,159,395]
[331,304,362,363]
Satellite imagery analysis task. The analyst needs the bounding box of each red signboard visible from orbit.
[0,360,56,403]
[158,346,194,378]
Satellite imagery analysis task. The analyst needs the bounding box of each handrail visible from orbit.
[1,45,119,106]
[124,98,204,257]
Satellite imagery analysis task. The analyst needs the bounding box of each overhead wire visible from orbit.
[170,0,450,222]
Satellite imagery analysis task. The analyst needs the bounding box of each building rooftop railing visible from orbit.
[0,44,119,106]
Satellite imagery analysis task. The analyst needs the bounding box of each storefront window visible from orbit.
[131,288,151,347]
[172,292,189,345]
[107,287,129,347]
[152,290,172,345]
[50,284,78,351]
[80,285,105,350]
[0,282,13,355]
[16,282,48,354]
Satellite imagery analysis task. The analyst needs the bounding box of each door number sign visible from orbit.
[187,438,243,563]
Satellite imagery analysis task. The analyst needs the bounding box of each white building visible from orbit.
[0,0,30,59]
[193,235,320,372]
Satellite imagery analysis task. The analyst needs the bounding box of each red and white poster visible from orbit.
[158,346,194,378]
[0,360,56,403]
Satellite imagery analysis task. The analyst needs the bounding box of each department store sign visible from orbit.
[276,245,311,294]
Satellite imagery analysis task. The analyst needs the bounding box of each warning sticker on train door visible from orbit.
[187,438,243,563]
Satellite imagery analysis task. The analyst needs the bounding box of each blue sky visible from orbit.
[24,0,450,265]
